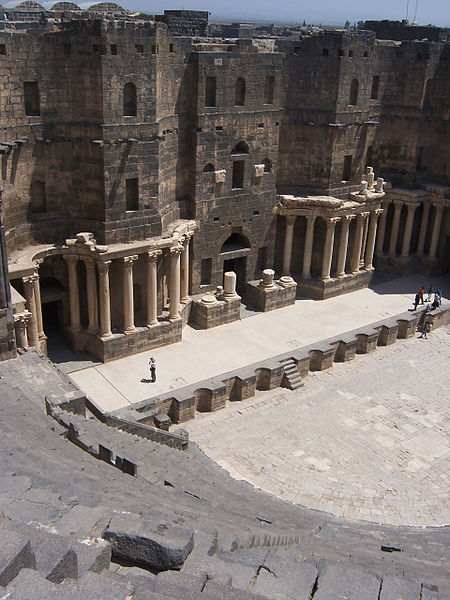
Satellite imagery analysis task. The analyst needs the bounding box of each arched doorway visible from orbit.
[220,233,251,296]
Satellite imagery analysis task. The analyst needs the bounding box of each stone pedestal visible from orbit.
[189,293,241,329]
[245,276,297,312]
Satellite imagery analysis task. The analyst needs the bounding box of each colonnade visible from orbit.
[18,235,191,348]
[375,197,445,260]
[282,209,383,281]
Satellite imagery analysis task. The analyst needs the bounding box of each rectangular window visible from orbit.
[169,43,174,53]
[342,155,352,181]
[126,178,139,211]
[201,258,212,285]
[23,81,40,116]
[232,160,245,189]
[135,44,144,55]
[151,44,157,55]
[371,75,380,100]
[0,44,5,55]
[205,76,216,107]
[264,75,274,104]
[111,44,118,55]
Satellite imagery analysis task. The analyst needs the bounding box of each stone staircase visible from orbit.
[280,357,304,390]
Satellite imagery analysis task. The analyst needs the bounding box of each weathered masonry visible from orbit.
[0,3,449,361]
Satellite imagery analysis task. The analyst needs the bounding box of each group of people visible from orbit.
[412,285,442,312]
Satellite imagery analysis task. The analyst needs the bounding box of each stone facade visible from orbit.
[0,5,448,361]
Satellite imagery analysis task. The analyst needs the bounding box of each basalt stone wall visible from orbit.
[190,45,282,293]
[369,40,447,188]
[0,21,106,251]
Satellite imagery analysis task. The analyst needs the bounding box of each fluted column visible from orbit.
[83,257,99,334]
[388,199,403,257]
[350,213,369,274]
[416,201,430,257]
[401,201,419,257]
[98,261,112,339]
[122,255,138,333]
[33,261,45,341]
[14,312,31,349]
[64,256,81,332]
[146,250,161,327]
[282,216,296,276]
[22,275,39,346]
[336,215,353,278]
[180,234,192,303]
[302,215,316,279]
[321,217,339,281]
[428,203,444,260]
[169,245,182,321]
[375,199,390,254]
[364,209,382,270]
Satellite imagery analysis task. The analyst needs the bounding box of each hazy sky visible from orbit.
[113,0,449,27]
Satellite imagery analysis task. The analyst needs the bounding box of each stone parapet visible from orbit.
[111,304,449,426]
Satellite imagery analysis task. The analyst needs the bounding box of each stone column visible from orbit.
[180,234,192,303]
[122,255,138,333]
[282,215,296,276]
[22,275,39,346]
[350,213,369,274]
[64,256,81,332]
[98,261,112,339]
[336,215,353,278]
[83,258,99,334]
[302,215,316,279]
[416,201,430,257]
[388,199,403,257]
[169,245,182,321]
[14,312,31,349]
[375,200,389,254]
[401,202,419,257]
[364,209,382,270]
[223,271,239,299]
[360,215,369,266]
[33,262,45,341]
[146,250,161,327]
[321,217,339,280]
[428,203,444,260]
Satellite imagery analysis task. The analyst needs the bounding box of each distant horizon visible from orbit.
[4,0,449,28]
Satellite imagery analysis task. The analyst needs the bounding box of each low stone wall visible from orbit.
[110,303,449,426]
[296,269,372,300]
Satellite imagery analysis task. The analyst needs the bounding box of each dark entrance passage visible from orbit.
[223,256,247,296]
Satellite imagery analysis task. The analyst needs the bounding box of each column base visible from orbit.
[321,276,333,282]
[301,273,311,280]
[124,327,137,335]
[364,265,375,272]
[181,296,190,304]
[100,333,114,341]
[336,273,347,279]
[147,321,158,328]
[169,315,181,323]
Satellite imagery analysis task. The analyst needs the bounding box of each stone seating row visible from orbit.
[110,303,450,425]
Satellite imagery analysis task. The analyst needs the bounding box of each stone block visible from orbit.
[103,512,194,571]
[376,322,398,345]
[245,278,296,312]
[0,530,35,587]
[313,562,381,600]
[379,575,421,600]
[309,346,336,371]
[334,337,357,362]
[356,330,379,353]
[397,315,418,338]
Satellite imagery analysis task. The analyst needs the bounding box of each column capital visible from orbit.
[23,274,39,287]
[181,232,193,245]
[325,216,340,226]
[305,214,316,224]
[34,258,44,270]
[63,254,78,264]
[170,244,183,255]
[341,214,354,223]
[285,215,297,225]
[14,311,32,325]
[405,201,420,211]
[98,260,112,274]
[374,208,383,216]
[82,256,95,267]
[431,201,445,211]
[393,199,404,208]
[358,211,370,220]
[381,198,391,207]
[147,249,162,261]
[123,255,139,265]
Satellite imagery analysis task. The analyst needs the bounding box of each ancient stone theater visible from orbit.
[0,3,449,362]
